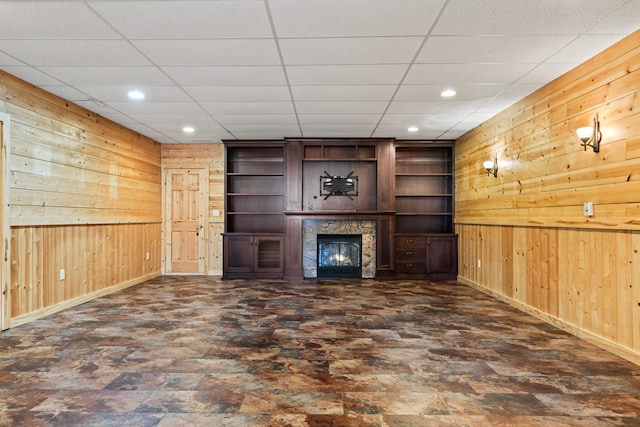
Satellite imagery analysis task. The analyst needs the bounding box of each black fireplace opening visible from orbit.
[317,234,362,278]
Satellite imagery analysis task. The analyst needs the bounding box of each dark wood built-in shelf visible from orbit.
[222,138,457,279]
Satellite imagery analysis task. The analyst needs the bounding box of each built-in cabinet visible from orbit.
[223,139,457,279]
[223,234,283,278]
[393,143,457,278]
[223,142,285,278]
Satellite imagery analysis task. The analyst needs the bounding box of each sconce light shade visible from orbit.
[576,116,601,152]
[483,156,498,177]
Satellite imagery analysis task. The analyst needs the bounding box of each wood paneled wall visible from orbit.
[161,144,224,275]
[0,71,162,328]
[455,30,640,364]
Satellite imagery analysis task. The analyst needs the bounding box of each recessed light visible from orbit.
[408,126,419,132]
[127,90,145,100]
[183,126,195,133]
[441,89,456,98]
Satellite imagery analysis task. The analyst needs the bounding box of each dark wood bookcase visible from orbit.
[223,142,285,278]
[394,142,458,278]
[222,138,457,279]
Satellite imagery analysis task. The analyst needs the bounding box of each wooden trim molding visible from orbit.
[8,271,161,329]
[458,276,640,366]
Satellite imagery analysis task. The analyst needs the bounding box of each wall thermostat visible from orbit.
[583,202,594,217]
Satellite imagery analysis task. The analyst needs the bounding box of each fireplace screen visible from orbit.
[317,234,362,278]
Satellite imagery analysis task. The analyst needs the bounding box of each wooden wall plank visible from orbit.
[455,30,640,364]
[0,70,162,327]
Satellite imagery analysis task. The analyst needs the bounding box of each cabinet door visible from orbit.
[224,235,253,273]
[254,237,283,273]
[426,236,458,274]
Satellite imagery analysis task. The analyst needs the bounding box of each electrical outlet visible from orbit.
[583,202,594,217]
[477,259,481,268]
[59,269,65,280]
[145,252,150,260]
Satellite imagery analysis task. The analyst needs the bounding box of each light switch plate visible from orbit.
[583,202,594,217]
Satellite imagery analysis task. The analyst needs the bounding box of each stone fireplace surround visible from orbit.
[302,219,376,278]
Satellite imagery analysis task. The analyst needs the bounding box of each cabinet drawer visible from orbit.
[395,261,426,273]
[395,236,426,249]
[395,247,426,261]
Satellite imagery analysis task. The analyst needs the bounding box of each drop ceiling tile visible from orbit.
[0,52,24,66]
[298,114,382,125]
[73,101,120,116]
[0,40,151,67]
[76,85,191,103]
[105,102,205,115]
[140,118,228,133]
[0,66,63,86]
[438,128,469,139]
[491,84,545,104]
[301,124,376,133]
[546,35,627,64]
[302,130,372,138]
[287,65,408,85]
[588,1,640,34]
[0,2,120,39]
[405,63,537,85]
[89,0,273,39]
[379,113,468,126]
[225,124,302,134]
[280,37,423,65]
[125,113,211,124]
[214,114,299,125]
[269,0,446,37]
[39,86,88,102]
[132,39,281,66]
[163,66,287,86]
[184,86,292,102]
[38,66,174,86]
[433,0,626,36]
[474,99,520,116]
[295,101,388,114]
[291,85,396,102]
[416,35,574,64]
[395,84,508,101]
[201,102,295,115]
[374,125,447,139]
[518,63,578,84]
[387,100,488,114]
[231,130,303,139]
[101,114,140,126]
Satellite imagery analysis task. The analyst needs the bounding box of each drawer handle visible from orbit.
[406,251,415,255]
[406,263,414,267]
[406,239,415,243]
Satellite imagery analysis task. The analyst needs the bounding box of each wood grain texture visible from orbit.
[455,30,640,363]
[0,71,162,327]
[0,71,162,226]
[161,144,224,275]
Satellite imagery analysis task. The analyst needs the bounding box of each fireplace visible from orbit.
[302,219,376,278]
[317,234,362,278]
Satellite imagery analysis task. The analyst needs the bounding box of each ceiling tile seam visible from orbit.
[370,0,454,138]
[264,0,303,138]
[489,1,632,105]
[84,0,237,143]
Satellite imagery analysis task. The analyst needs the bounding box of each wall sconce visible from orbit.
[576,115,601,153]
[483,155,498,177]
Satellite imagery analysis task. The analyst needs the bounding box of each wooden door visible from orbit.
[165,168,207,273]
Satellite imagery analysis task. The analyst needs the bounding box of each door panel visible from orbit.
[166,168,207,273]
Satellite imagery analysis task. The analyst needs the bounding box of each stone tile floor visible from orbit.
[1,276,639,426]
